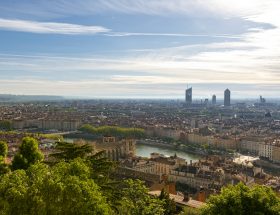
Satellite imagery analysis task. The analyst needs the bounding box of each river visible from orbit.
[64,138,202,162]
[136,143,202,162]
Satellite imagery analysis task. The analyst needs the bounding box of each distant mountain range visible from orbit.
[0,94,64,102]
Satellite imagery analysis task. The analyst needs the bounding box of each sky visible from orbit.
[0,0,279,99]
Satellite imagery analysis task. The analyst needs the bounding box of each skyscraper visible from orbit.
[224,89,231,106]
[185,87,192,104]
[212,95,216,105]
[260,95,266,103]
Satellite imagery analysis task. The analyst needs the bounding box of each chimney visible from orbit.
[183,192,190,202]
[197,187,206,202]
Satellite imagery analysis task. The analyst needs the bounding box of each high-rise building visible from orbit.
[212,95,216,105]
[224,89,231,106]
[185,87,192,104]
[260,95,266,103]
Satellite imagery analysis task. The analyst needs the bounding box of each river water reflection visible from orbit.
[136,143,202,162]
[65,138,202,163]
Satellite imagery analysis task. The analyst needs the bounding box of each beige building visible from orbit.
[186,132,238,150]
[146,126,182,140]
[133,160,155,174]
[259,142,273,160]
[12,118,81,131]
[96,137,135,161]
[271,140,280,163]
[212,137,238,150]
[240,138,263,154]
[186,133,209,146]
[150,153,186,176]
[258,139,280,162]
[39,119,81,131]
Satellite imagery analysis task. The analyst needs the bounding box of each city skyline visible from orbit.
[0,1,280,98]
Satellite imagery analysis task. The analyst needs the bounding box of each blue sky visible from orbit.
[0,0,279,99]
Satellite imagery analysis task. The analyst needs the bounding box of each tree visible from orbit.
[117,179,164,215]
[11,137,44,170]
[0,141,8,157]
[0,159,112,215]
[0,156,9,175]
[88,150,116,183]
[50,141,93,162]
[159,189,177,215]
[79,124,145,139]
[201,183,280,215]
[0,141,9,175]
[179,207,201,215]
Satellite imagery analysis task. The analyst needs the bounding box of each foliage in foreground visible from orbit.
[201,183,280,215]
[159,189,177,215]
[0,159,111,215]
[11,137,44,170]
[0,137,185,215]
[0,141,9,175]
[0,159,165,215]
[0,141,8,157]
[50,141,93,162]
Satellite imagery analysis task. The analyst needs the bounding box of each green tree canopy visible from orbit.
[159,189,177,215]
[117,179,164,215]
[0,159,112,215]
[0,158,167,215]
[11,137,44,170]
[0,141,8,157]
[0,156,9,175]
[87,150,116,184]
[179,207,200,215]
[79,124,145,139]
[50,141,93,162]
[0,141,9,175]
[201,183,280,215]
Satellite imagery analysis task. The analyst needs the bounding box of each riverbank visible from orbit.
[254,159,280,176]
[137,139,207,156]
[136,143,202,162]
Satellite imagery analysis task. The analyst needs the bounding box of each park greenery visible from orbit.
[79,124,145,139]
[0,136,279,214]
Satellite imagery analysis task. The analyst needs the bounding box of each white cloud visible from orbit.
[0,18,110,34]
[0,0,280,98]
[0,0,272,20]
[105,32,241,39]
[0,17,241,38]
[43,0,274,18]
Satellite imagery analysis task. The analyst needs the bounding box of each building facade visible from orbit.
[224,89,231,106]
[185,87,192,104]
[212,95,216,105]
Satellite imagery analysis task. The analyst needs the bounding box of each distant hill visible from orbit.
[0,94,64,102]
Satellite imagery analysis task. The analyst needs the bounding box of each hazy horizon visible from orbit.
[1,93,280,102]
[0,1,280,98]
